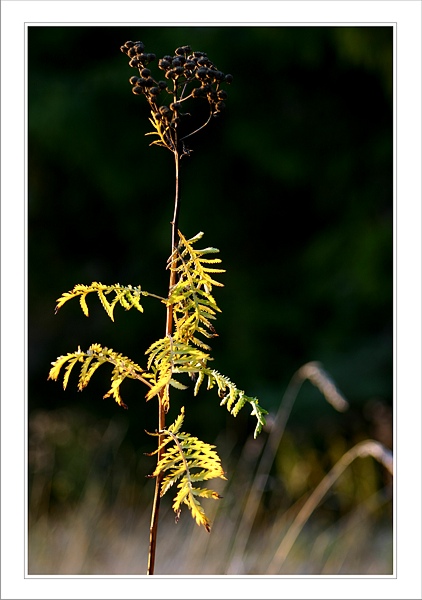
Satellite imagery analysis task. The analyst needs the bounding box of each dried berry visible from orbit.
[136,54,149,65]
[174,45,189,56]
[121,39,231,154]
[159,58,171,70]
[192,87,205,98]
[196,67,209,80]
[134,42,145,53]
[213,70,225,82]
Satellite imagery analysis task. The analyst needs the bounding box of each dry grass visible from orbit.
[28,363,393,575]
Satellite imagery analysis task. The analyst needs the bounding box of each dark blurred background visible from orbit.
[28,25,393,574]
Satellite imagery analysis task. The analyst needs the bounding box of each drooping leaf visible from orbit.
[54,282,154,321]
[147,408,226,531]
[48,343,152,408]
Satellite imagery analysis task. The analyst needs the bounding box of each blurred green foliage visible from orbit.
[28,26,392,452]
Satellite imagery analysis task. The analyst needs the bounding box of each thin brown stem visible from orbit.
[147,141,181,575]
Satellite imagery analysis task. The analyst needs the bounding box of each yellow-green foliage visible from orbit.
[49,231,266,528]
[54,282,153,321]
[145,110,175,152]
[48,343,153,409]
[146,407,226,531]
[168,230,224,345]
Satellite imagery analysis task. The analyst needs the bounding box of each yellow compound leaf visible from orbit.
[147,408,226,532]
[54,282,151,321]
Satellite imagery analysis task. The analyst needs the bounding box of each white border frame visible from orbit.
[2,2,421,599]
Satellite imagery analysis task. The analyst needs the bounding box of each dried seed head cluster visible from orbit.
[120,40,233,155]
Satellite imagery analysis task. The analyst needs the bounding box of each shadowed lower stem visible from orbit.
[147,145,180,575]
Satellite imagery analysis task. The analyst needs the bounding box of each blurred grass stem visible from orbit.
[227,362,348,573]
[268,439,393,572]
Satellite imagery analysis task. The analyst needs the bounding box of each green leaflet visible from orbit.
[196,368,268,439]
